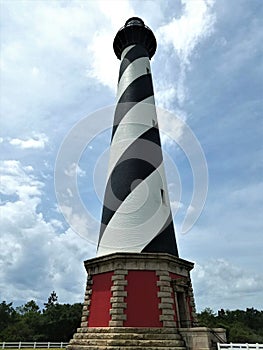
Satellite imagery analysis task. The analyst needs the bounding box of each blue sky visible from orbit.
[0,0,262,312]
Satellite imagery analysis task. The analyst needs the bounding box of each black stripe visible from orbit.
[118,45,149,82]
[98,127,163,245]
[100,158,156,229]
[112,74,153,140]
[118,73,153,105]
[139,124,161,147]
[107,127,162,204]
[98,159,156,246]
[142,214,178,256]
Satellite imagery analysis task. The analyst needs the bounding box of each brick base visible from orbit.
[68,253,208,349]
[77,253,198,329]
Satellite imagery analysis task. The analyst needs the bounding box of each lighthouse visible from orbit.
[97,17,178,258]
[67,17,226,350]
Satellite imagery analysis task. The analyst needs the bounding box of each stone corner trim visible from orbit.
[108,269,128,327]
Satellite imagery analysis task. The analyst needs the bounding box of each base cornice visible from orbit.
[84,252,194,276]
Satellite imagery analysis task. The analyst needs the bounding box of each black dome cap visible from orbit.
[113,17,157,60]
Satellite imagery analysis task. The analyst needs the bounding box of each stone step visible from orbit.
[67,346,186,350]
[68,327,186,350]
[69,338,185,347]
[77,327,179,334]
[73,332,182,340]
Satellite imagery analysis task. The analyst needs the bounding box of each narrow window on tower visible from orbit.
[146,67,150,74]
[152,119,156,127]
[160,189,166,205]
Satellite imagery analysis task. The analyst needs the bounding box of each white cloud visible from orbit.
[85,1,134,91]
[0,160,95,304]
[0,0,216,136]
[155,84,177,111]
[97,0,134,28]
[156,0,216,104]
[86,0,216,97]
[0,1,113,135]
[64,162,86,177]
[9,133,48,149]
[193,259,263,311]
[0,160,43,199]
[158,107,187,147]
[59,205,91,239]
[157,0,215,64]
[86,30,119,91]
[177,180,263,310]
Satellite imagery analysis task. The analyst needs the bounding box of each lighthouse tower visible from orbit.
[67,17,226,350]
[97,17,178,258]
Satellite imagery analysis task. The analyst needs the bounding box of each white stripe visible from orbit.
[97,163,171,256]
[117,56,151,101]
[113,96,156,144]
[106,97,156,181]
[120,45,135,60]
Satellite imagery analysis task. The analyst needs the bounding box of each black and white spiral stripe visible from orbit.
[97,44,178,257]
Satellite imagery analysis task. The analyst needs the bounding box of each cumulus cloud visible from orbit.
[156,0,216,105]
[157,0,215,64]
[9,133,48,149]
[177,179,263,311]
[86,1,134,91]
[0,160,43,199]
[1,1,114,135]
[155,84,177,111]
[0,0,217,137]
[0,160,95,304]
[193,259,263,311]
[158,107,187,146]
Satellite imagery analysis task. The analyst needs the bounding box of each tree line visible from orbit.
[0,292,262,342]
[198,307,263,343]
[0,292,82,341]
